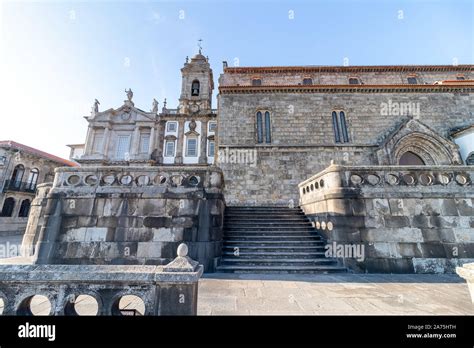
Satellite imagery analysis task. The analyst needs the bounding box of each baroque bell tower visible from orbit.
[178,45,214,115]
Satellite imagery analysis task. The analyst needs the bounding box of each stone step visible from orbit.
[224,235,321,241]
[225,226,314,230]
[225,213,306,217]
[225,223,313,228]
[223,240,326,246]
[222,251,327,258]
[223,245,327,251]
[215,265,347,274]
[224,232,319,237]
[225,219,311,224]
[219,258,337,266]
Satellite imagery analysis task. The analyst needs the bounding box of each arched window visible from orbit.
[264,111,271,143]
[340,111,349,143]
[303,78,312,85]
[399,151,425,165]
[191,80,200,96]
[332,111,349,143]
[332,111,341,143]
[252,78,262,86]
[26,168,39,191]
[256,111,263,143]
[0,197,15,217]
[11,164,25,188]
[18,199,31,218]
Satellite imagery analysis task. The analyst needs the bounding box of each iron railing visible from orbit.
[2,180,37,193]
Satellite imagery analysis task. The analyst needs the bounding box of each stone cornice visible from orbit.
[224,64,473,74]
[219,84,474,94]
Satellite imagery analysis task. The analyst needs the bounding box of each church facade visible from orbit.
[17,52,474,273]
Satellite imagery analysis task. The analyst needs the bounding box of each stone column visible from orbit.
[148,126,156,154]
[103,126,111,159]
[175,120,185,164]
[132,127,140,156]
[199,120,208,164]
[84,126,94,155]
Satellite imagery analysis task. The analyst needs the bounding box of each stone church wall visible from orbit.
[218,91,472,205]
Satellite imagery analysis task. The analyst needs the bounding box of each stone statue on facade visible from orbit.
[125,88,133,102]
[92,99,100,114]
[151,98,159,113]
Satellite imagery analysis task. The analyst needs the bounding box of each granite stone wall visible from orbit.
[22,166,225,272]
[299,164,474,273]
[218,90,472,205]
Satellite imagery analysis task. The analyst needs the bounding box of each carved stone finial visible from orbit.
[330,160,335,165]
[223,61,228,69]
[177,243,188,257]
[185,56,189,64]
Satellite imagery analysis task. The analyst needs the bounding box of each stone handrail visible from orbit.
[0,244,203,315]
[299,164,473,204]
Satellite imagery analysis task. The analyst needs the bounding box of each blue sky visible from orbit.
[0,0,473,158]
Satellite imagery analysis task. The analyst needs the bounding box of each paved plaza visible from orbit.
[198,273,474,315]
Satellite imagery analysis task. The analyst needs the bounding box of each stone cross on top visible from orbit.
[198,39,203,54]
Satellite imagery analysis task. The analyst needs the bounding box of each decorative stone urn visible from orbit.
[456,263,474,303]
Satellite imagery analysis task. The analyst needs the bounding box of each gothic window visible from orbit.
[303,78,313,85]
[332,111,341,143]
[191,80,200,96]
[11,164,24,188]
[18,199,31,218]
[256,111,263,143]
[26,168,39,191]
[208,141,215,157]
[164,141,175,157]
[116,135,131,160]
[349,77,360,85]
[466,152,474,165]
[256,111,271,144]
[186,138,198,157]
[399,151,425,165]
[252,78,262,86]
[407,77,418,84]
[0,197,15,217]
[340,111,349,143]
[264,111,272,143]
[332,111,350,143]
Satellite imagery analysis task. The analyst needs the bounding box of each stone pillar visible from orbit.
[84,126,94,155]
[132,127,140,156]
[199,120,208,164]
[148,126,156,154]
[103,126,111,159]
[175,120,185,164]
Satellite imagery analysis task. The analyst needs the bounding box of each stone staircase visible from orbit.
[216,206,346,273]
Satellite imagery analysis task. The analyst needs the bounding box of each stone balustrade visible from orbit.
[0,244,203,315]
[298,164,474,273]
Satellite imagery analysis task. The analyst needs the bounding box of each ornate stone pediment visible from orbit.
[375,117,462,165]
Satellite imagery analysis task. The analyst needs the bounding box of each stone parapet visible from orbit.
[22,166,225,272]
[299,164,474,273]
